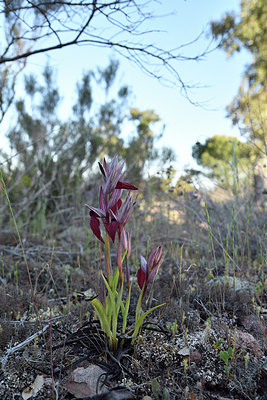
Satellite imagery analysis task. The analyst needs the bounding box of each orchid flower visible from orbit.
[85,154,137,244]
[137,243,163,300]
[110,191,137,285]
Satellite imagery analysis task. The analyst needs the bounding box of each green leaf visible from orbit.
[131,303,166,344]
[135,285,145,322]
[113,281,123,337]
[220,350,229,364]
[101,273,119,346]
[163,387,169,400]
[102,273,117,314]
[122,279,133,333]
[151,379,161,400]
[111,267,119,292]
[90,298,112,338]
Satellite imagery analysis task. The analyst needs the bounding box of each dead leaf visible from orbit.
[22,375,44,399]
[178,347,190,356]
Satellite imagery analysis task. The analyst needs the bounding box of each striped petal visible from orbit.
[116,181,138,190]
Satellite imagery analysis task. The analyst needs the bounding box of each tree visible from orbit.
[1,60,174,227]
[124,108,161,181]
[7,65,61,164]
[4,60,129,191]
[175,172,195,195]
[192,135,256,193]
[211,0,267,153]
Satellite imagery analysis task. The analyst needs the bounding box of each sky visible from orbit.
[1,0,251,177]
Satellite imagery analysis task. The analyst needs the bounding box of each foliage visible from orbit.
[211,0,267,151]
[220,347,233,377]
[0,60,173,229]
[192,135,257,192]
[175,171,195,194]
[124,108,162,182]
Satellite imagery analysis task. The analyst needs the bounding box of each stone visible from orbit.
[237,330,263,358]
[190,349,202,365]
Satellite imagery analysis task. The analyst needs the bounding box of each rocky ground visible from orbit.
[0,230,266,400]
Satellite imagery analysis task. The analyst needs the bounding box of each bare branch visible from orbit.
[0,0,213,93]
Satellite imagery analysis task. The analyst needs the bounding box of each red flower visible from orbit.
[85,154,138,243]
[85,197,122,243]
[137,243,163,294]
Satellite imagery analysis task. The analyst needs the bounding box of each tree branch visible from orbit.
[0,1,214,103]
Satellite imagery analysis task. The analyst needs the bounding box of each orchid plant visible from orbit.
[85,154,165,351]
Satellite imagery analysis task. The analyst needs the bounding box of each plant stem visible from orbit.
[105,234,111,280]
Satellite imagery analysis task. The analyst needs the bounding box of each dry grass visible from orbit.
[0,171,266,399]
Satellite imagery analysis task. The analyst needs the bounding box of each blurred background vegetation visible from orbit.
[0,0,266,258]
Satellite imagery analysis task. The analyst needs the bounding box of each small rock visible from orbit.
[190,349,202,365]
[209,276,257,295]
[64,381,92,398]
[237,330,263,358]
[240,314,265,337]
[64,364,107,397]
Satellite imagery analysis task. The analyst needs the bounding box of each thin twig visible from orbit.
[1,324,49,368]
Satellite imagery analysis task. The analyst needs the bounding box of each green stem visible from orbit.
[117,233,123,288]
[105,234,111,281]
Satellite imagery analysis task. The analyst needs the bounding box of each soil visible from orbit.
[0,230,266,400]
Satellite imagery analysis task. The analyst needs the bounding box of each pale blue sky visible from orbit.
[1,0,250,175]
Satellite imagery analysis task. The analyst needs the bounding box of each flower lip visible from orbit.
[116,181,138,190]
[105,220,120,242]
[137,267,146,289]
[90,214,104,243]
